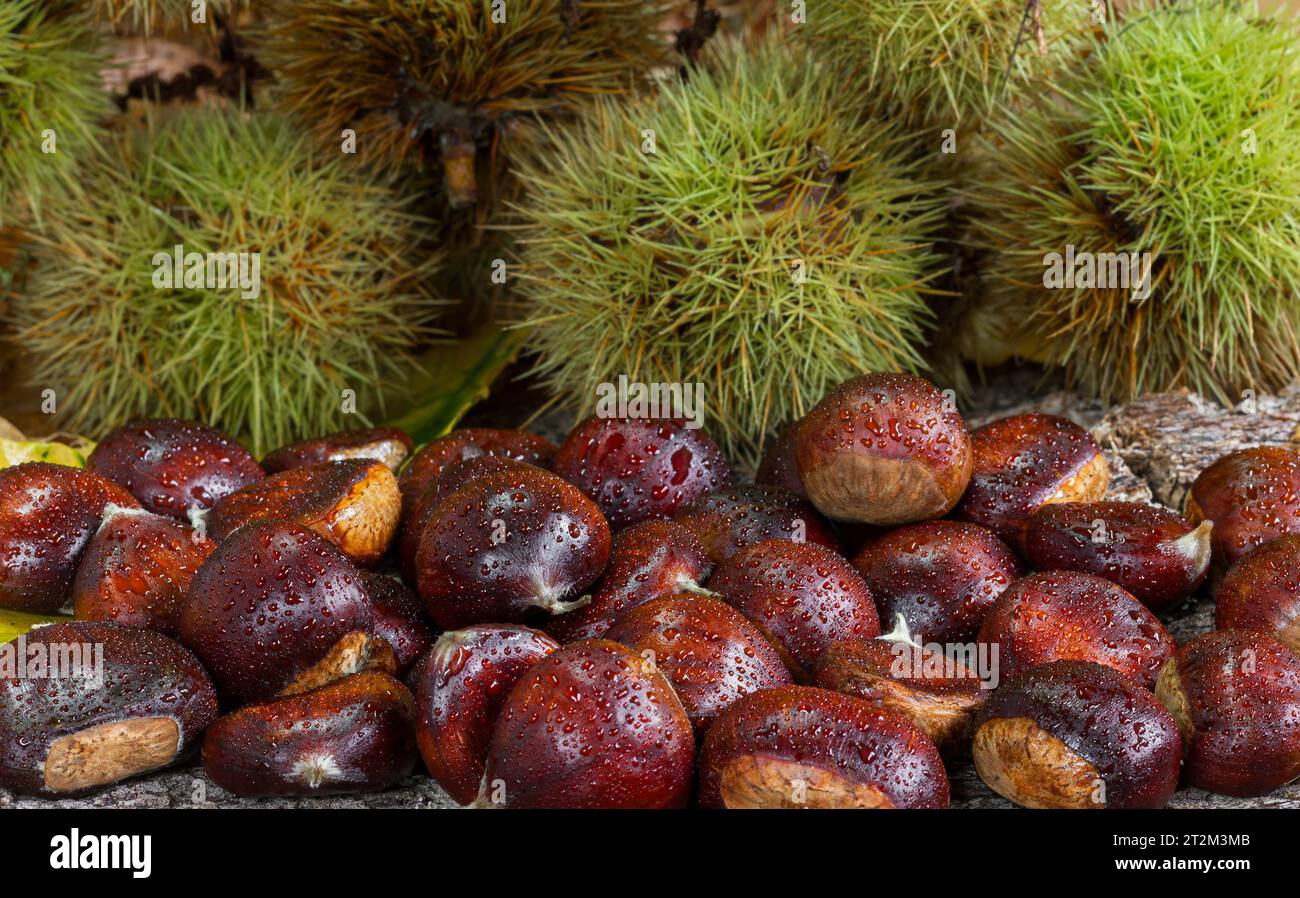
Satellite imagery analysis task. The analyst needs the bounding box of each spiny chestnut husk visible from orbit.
[708,539,880,680]
[478,640,695,809]
[972,661,1182,809]
[71,505,216,637]
[850,520,1020,644]
[0,462,140,613]
[553,416,731,530]
[1025,501,1212,611]
[1216,535,1300,653]
[604,593,793,731]
[179,521,382,705]
[953,413,1109,548]
[1156,630,1300,797]
[262,427,413,474]
[674,484,839,563]
[361,572,434,676]
[796,373,972,525]
[978,571,1174,688]
[412,624,559,806]
[86,419,265,521]
[1187,446,1300,572]
[546,519,713,643]
[398,428,557,508]
[414,465,611,630]
[208,459,401,567]
[513,38,945,468]
[203,671,416,797]
[698,685,949,809]
[0,621,217,797]
[814,629,988,756]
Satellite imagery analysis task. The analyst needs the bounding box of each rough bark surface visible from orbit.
[6,380,1299,809]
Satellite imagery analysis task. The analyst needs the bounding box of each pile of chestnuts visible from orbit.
[4,372,1300,808]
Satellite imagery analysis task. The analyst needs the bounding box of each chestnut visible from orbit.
[262,426,413,474]
[604,592,793,731]
[71,505,216,637]
[1187,446,1300,571]
[479,640,695,808]
[398,427,557,506]
[794,373,972,525]
[0,462,140,613]
[972,660,1181,809]
[202,671,416,797]
[546,519,713,643]
[398,455,535,584]
[414,465,611,629]
[698,685,949,808]
[86,418,264,520]
[1024,501,1212,611]
[1156,630,1300,797]
[708,539,880,680]
[0,621,217,796]
[1216,535,1300,652]
[977,571,1174,688]
[552,416,731,529]
[412,624,559,805]
[850,520,1020,644]
[361,572,434,676]
[674,484,839,563]
[953,412,1109,549]
[814,623,988,755]
[178,521,380,705]
[208,459,401,567]
[755,419,807,499]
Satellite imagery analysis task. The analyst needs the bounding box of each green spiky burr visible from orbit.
[12,107,443,454]
[509,37,947,467]
[966,0,1300,403]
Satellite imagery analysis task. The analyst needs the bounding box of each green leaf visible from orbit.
[0,609,66,645]
[383,324,530,446]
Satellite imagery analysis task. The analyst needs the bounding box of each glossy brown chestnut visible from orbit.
[398,455,534,584]
[361,572,434,676]
[755,419,807,499]
[552,416,730,529]
[412,624,559,805]
[708,539,880,680]
[953,413,1109,549]
[414,466,611,629]
[398,427,557,506]
[1024,501,1212,611]
[86,418,264,520]
[1187,446,1300,572]
[795,373,972,525]
[71,505,216,637]
[178,521,381,705]
[479,640,695,808]
[546,519,713,643]
[1156,630,1300,797]
[674,484,839,563]
[698,685,949,808]
[202,671,416,797]
[208,459,401,566]
[0,463,140,613]
[1216,535,1300,653]
[604,592,793,731]
[977,571,1174,688]
[850,520,1020,644]
[262,426,413,473]
[814,627,988,756]
[972,661,1181,809]
[0,621,217,796]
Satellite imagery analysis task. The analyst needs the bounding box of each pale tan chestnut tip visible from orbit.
[972,717,1104,809]
[718,755,893,809]
[44,717,181,793]
[802,454,958,525]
